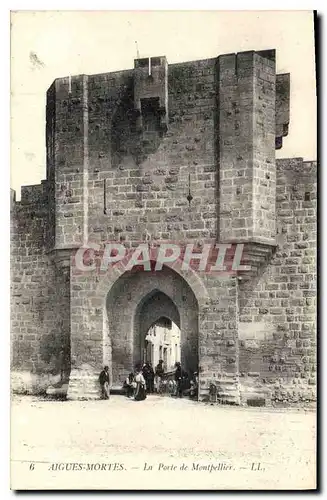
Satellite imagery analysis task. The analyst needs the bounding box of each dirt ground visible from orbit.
[10,394,316,491]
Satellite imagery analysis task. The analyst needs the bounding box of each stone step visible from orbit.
[199,377,240,405]
[217,391,239,397]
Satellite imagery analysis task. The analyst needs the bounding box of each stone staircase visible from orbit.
[199,374,240,405]
[216,376,241,405]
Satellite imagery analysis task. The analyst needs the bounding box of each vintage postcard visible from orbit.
[10,10,317,491]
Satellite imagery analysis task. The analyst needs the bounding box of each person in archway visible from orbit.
[190,372,198,399]
[154,359,164,394]
[134,365,147,401]
[175,362,188,398]
[149,362,155,393]
[99,365,110,400]
[143,362,155,394]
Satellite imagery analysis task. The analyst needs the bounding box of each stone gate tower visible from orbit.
[11,49,317,406]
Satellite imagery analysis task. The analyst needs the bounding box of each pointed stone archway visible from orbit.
[67,257,240,404]
[133,289,181,369]
[105,265,199,387]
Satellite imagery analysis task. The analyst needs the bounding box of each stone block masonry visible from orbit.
[11,49,316,406]
[238,159,316,405]
[11,182,71,393]
[217,50,277,244]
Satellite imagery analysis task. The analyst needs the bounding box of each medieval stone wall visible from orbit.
[10,183,71,393]
[48,60,218,249]
[238,158,316,405]
[217,50,277,244]
[10,51,316,406]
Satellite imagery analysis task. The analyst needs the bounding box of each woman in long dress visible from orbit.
[134,366,147,401]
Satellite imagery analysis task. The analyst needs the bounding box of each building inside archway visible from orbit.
[144,317,181,372]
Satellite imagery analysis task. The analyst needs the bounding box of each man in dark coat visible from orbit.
[99,365,110,399]
[143,362,155,394]
[175,362,188,398]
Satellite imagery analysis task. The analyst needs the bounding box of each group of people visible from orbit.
[123,360,165,401]
[172,363,199,399]
[99,361,199,402]
[123,365,148,401]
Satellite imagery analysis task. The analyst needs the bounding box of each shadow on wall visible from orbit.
[39,331,70,380]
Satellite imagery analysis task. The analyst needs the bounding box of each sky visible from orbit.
[10,10,316,196]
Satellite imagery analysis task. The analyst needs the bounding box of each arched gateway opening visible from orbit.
[135,290,181,371]
[144,316,181,372]
[105,265,199,388]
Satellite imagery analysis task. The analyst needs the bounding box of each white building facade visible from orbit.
[145,319,181,371]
